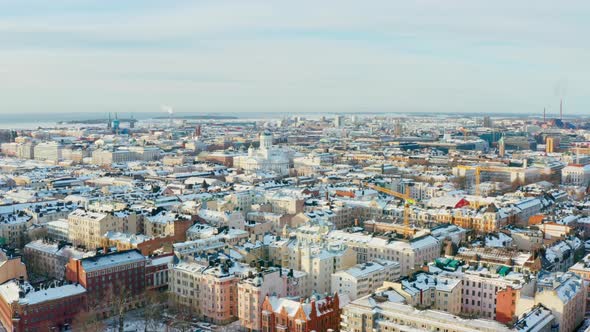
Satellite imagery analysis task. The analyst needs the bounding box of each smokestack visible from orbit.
[560,99,563,120]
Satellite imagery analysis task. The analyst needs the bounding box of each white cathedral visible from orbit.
[234,131,293,176]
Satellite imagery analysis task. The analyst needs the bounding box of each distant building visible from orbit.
[561,164,590,186]
[33,142,63,162]
[233,132,292,176]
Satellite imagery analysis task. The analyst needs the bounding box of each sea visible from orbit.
[0,112,291,130]
[0,110,566,130]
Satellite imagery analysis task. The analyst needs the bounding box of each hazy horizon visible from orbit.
[1,1,588,114]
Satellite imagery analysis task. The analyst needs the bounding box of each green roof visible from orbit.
[497,266,511,276]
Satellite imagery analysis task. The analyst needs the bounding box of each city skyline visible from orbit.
[1,0,588,114]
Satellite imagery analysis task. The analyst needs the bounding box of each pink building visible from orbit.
[238,268,310,331]
[170,259,248,325]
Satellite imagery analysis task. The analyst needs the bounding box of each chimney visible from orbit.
[560,99,563,120]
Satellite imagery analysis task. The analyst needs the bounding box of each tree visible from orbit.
[105,281,133,332]
[72,305,105,332]
[141,290,168,332]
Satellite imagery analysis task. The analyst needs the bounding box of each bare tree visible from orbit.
[72,305,105,332]
[105,281,133,332]
[141,290,168,332]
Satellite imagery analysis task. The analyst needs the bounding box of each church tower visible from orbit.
[260,131,273,150]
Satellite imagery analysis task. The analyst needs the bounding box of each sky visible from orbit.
[0,0,588,115]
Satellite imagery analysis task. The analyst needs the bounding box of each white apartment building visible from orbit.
[561,164,590,186]
[16,142,35,159]
[92,146,161,165]
[443,269,535,320]
[46,219,69,242]
[271,241,358,295]
[0,212,33,248]
[366,235,441,276]
[517,272,586,332]
[388,272,463,315]
[34,142,63,162]
[92,149,135,165]
[332,259,400,300]
[301,243,357,295]
[341,290,512,332]
[67,209,136,249]
[325,231,441,276]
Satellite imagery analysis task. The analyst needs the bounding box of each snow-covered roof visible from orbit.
[80,250,145,272]
[0,280,86,306]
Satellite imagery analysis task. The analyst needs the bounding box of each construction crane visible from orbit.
[363,182,415,238]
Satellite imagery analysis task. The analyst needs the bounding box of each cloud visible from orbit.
[0,0,588,113]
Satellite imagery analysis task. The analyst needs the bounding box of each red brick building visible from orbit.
[261,293,342,332]
[0,278,86,332]
[65,249,146,313]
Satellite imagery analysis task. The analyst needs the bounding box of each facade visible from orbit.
[46,219,69,242]
[65,249,147,312]
[561,164,590,186]
[446,269,535,321]
[0,213,33,248]
[340,290,511,332]
[143,211,192,238]
[568,253,590,312]
[517,272,585,332]
[299,244,357,295]
[16,142,35,160]
[33,142,63,162]
[324,231,441,276]
[238,269,285,332]
[67,209,139,249]
[67,209,112,249]
[0,253,27,285]
[92,147,161,165]
[0,279,86,332]
[24,240,91,280]
[169,260,248,325]
[260,293,344,332]
[145,253,173,291]
[388,272,463,315]
[331,259,400,300]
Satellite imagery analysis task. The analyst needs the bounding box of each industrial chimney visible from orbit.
[560,99,563,120]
